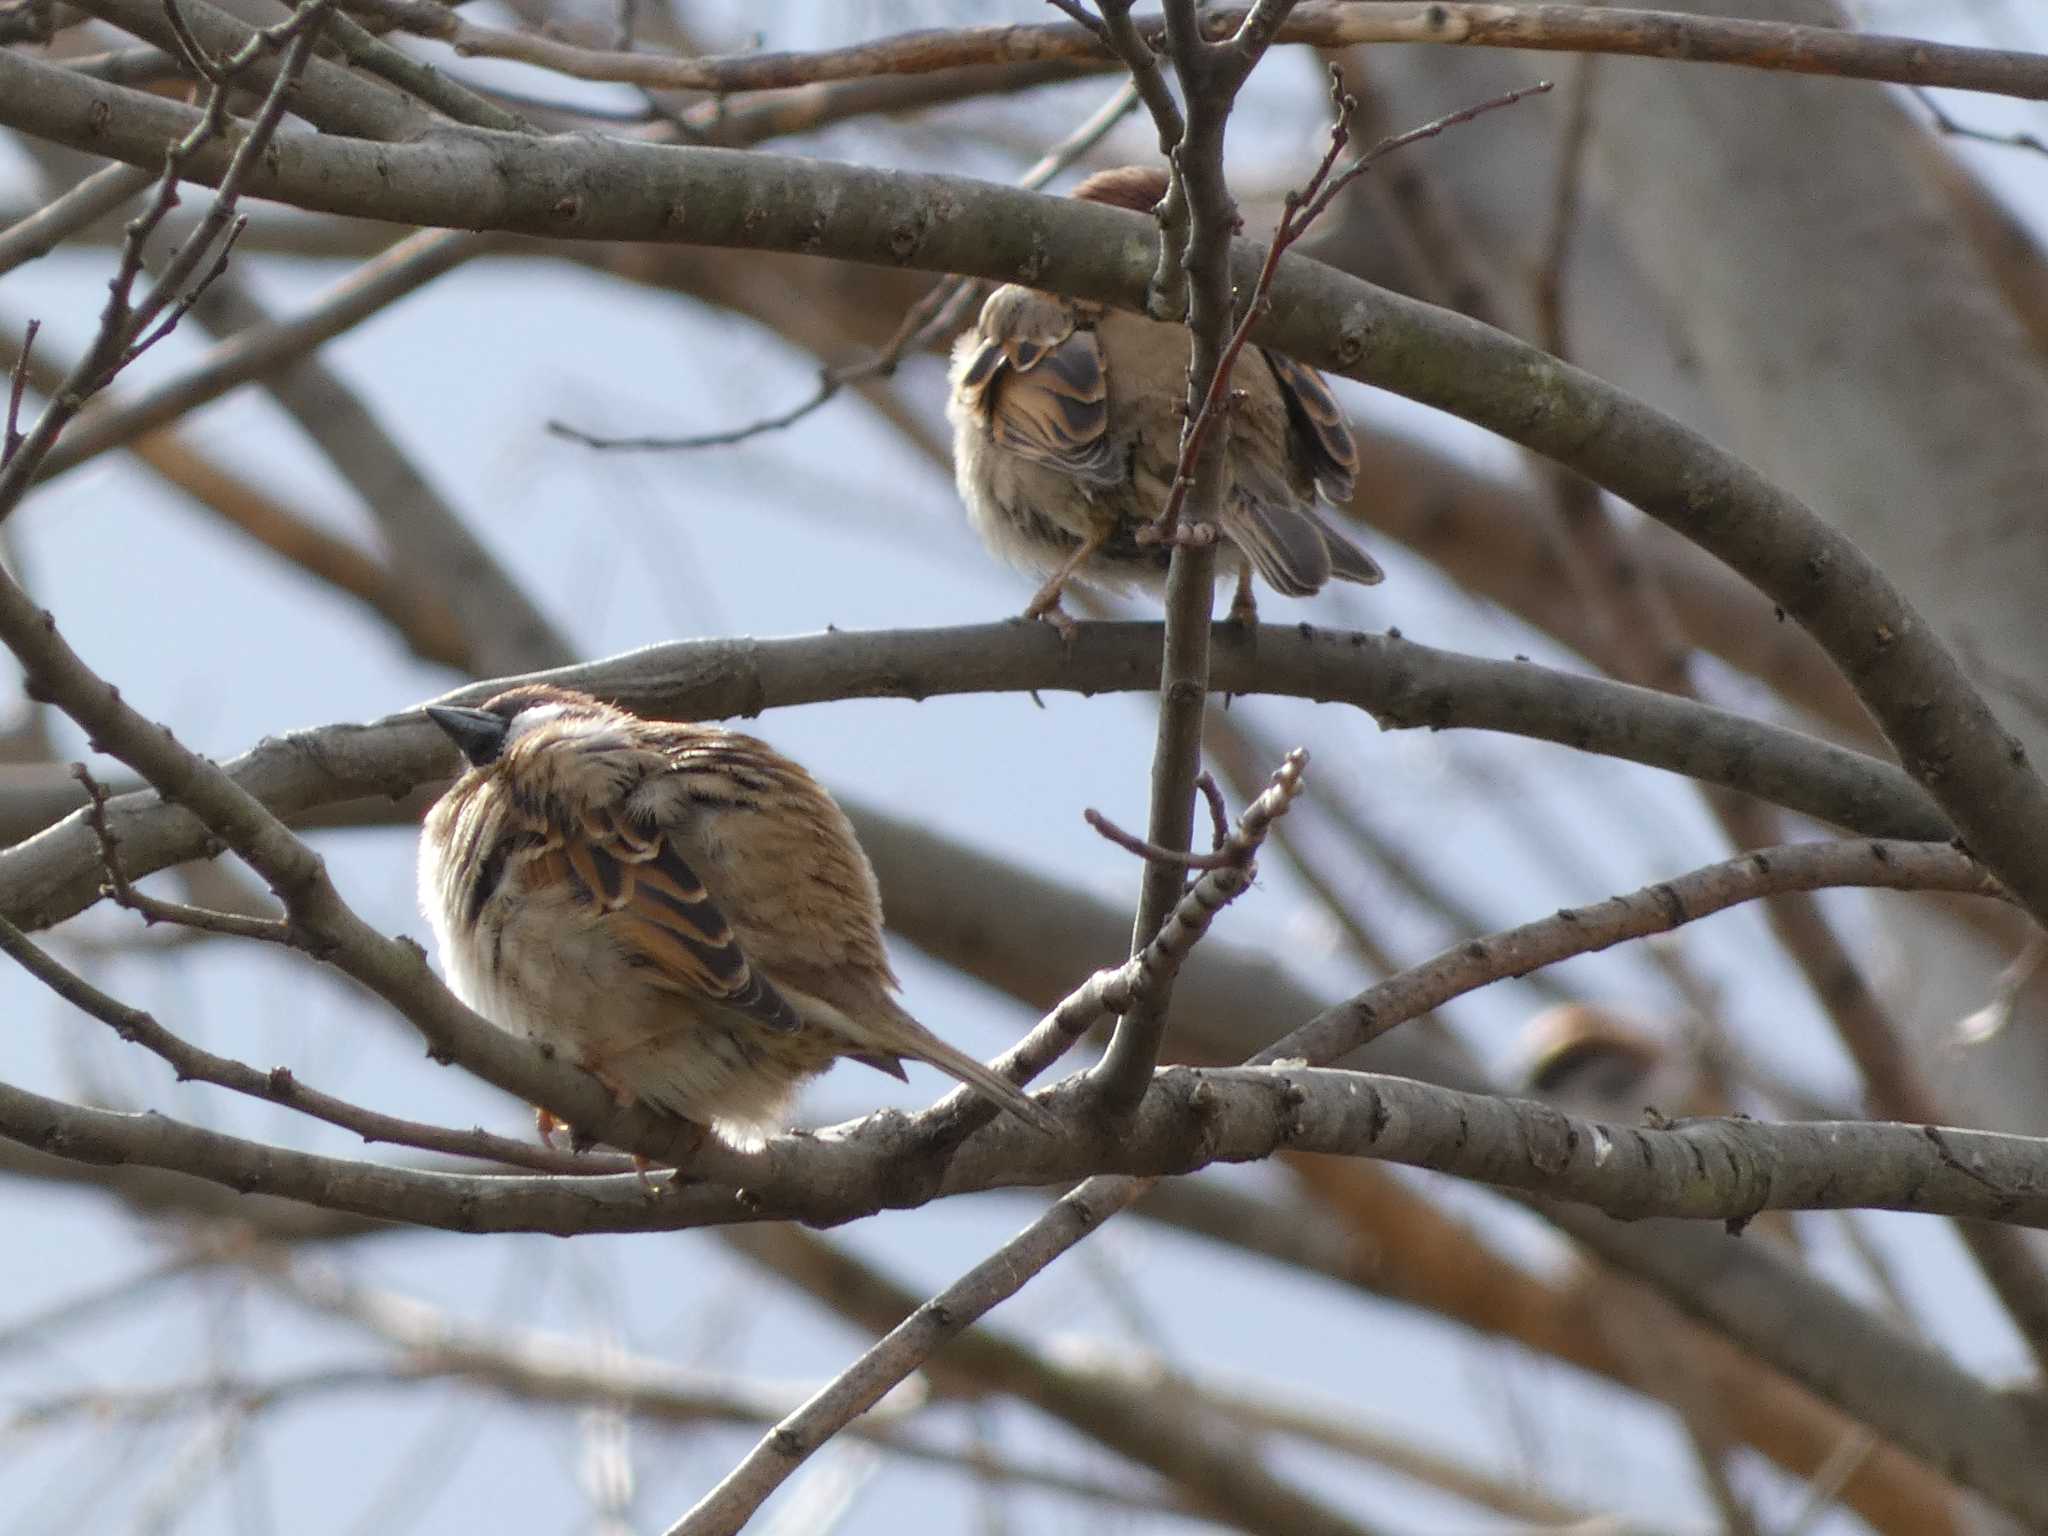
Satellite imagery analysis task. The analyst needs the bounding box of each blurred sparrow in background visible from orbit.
[947,164,1384,633]
[1512,1003,1705,1123]
[418,685,1057,1145]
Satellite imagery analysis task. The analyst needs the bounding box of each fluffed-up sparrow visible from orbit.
[947,164,1384,630]
[417,685,1058,1145]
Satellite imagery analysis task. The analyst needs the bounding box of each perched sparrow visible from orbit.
[1515,1005,1799,1247]
[417,685,1057,1144]
[947,164,1384,631]
[1512,1004,1703,1123]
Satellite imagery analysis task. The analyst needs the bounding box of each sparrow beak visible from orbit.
[425,704,509,768]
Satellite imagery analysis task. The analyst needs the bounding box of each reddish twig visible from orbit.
[1084,805,1248,870]
[1194,769,1230,851]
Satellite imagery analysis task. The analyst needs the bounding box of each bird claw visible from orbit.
[1022,593,1079,644]
[1136,519,1218,550]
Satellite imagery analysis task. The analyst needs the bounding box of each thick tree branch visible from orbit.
[320,3,2048,103]
[4,1059,2045,1233]
[0,623,1953,935]
[2,90,2033,923]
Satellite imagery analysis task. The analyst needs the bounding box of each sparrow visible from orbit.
[416,684,1058,1145]
[1514,1004,1799,1246]
[947,163,1384,632]
[1512,1004,1704,1123]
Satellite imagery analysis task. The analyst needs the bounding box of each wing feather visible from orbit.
[1261,348,1359,505]
[535,810,805,1036]
[957,292,1120,484]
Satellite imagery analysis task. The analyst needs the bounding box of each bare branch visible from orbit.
[1257,838,2001,1068]
[1090,0,1305,1112]
[549,74,1139,452]
[686,1206,1382,1536]
[0,163,155,281]
[307,2,2048,103]
[0,622,1958,937]
[0,0,336,519]
[0,904,604,1175]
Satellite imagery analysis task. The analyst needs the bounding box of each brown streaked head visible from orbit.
[425,684,612,769]
[1070,165,1170,214]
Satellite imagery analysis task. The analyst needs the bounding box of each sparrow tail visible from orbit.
[879,1004,1062,1135]
[1316,515,1386,586]
[1221,499,1334,598]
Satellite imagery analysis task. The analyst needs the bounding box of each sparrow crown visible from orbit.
[1070,165,1169,214]
[428,684,634,770]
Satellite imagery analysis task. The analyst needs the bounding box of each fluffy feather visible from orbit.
[418,686,1057,1144]
[946,165,1384,622]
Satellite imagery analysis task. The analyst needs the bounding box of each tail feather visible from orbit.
[913,1032,1063,1135]
[1221,498,1333,597]
[861,997,1061,1135]
[1315,514,1385,587]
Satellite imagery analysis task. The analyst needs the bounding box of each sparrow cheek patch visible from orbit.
[464,831,540,927]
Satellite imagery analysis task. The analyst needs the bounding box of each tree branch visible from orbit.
[0,622,1955,935]
[314,2,2048,104]
[5,86,2037,925]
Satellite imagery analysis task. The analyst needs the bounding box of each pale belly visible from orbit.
[440,881,837,1142]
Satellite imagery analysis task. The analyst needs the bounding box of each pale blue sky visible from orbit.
[1,5,2042,1530]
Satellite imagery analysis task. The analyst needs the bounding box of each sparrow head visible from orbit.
[425,684,623,769]
[1513,1004,1696,1121]
[1070,164,1169,214]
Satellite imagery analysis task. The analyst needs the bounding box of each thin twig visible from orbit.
[668,753,1311,1532]
[1150,72,1552,542]
[1083,805,1247,869]
[3,319,36,467]
[547,75,1141,452]
[1193,770,1229,851]
[0,0,336,521]
[317,1,2048,104]
[1254,838,2005,1069]
[1915,85,2048,156]
[73,762,290,942]
[0,908,614,1175]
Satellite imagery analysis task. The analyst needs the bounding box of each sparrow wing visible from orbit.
[1260,348,1359,505]
[535,807,805,1035]
[956,291,1120,484]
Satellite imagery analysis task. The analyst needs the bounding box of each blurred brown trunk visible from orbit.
[1367,10,2048,1135]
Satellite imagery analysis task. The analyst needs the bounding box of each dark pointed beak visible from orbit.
[425,704,509,768]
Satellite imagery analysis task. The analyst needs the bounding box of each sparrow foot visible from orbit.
[1227,562,1259,627]
[1022,593,1079,644]
[1136,518,1220,550]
